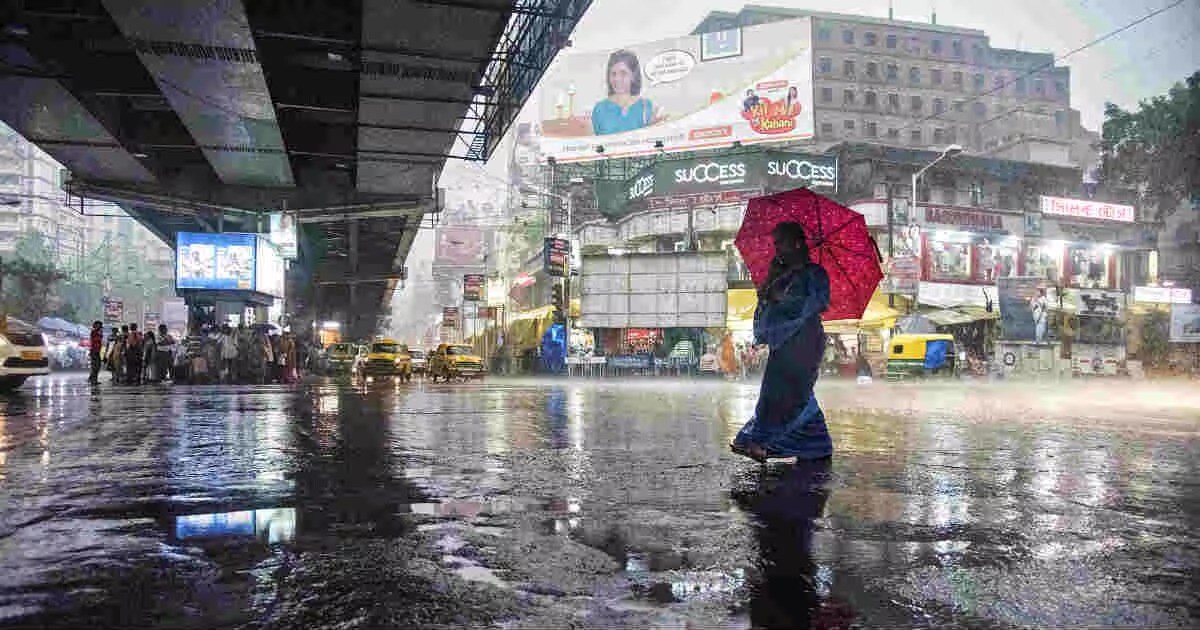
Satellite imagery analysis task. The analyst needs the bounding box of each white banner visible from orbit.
[1169,303,1200,343]
[1133,286,1193,304]
[1040,195,1135,223]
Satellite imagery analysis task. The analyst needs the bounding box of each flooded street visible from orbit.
[1,374,1198,628]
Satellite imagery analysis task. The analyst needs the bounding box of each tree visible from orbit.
[1,258,67,323]
[1100,71,1200,221]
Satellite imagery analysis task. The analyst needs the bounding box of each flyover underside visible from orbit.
[1,0,589,331]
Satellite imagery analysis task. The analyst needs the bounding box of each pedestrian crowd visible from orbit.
[88,321,304,385]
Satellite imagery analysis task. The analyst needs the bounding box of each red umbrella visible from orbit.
[735,188,883,321]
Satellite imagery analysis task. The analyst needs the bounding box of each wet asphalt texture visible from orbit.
[0,373,1197,629]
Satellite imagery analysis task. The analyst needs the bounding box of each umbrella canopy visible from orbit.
[735,188,883,321]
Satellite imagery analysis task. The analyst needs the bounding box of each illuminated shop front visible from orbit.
[1023,196,1139,290]
[916,206,1023,285]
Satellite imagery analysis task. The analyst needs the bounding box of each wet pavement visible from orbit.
[1,373,1197,629]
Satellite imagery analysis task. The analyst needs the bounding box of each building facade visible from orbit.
[692,6,1081,167]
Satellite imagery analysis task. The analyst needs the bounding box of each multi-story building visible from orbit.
[692,6,1082,167]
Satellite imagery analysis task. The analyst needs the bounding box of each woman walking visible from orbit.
[731,222,833,462]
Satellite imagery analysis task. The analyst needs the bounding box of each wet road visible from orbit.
[1,374,1197,629]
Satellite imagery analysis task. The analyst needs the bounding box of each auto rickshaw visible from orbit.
[886,333,958,381]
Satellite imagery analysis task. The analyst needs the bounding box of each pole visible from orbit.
[887,184,895,308]
[563,195,573,372]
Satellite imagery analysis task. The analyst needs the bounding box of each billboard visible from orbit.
[997,277,1045,341]
[435,227,485,267]
[442,307,459,328]
[544,237,570,277]
[176,232,256,291]
[578,252,727,328]
[269,213,298,259]
[1039,195,1135,223]
[463,274,485,302]
[255,238,285,298]
[536,18,814,162]
[625,151,837,211]
[1169,303,1200,343]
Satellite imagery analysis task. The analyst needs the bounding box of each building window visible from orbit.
[820,122,834,136]
[933,98,945,114]
[864,91,878,107]
[843,89,856,105]
[994,75,1006,91]
[821,87,833,103]
[909,67,921,84]
[843,59,856,78]
[819,57,832,74]
[1054,80,1067,97]
[864,32,878,47]
[931,68,943,85]
[886,34,897,49]
[911,95,923,113]
[844,119,856,131]
[973,73,985,90]
[972,44,984,64]
[928,236,973,282]
[953,100,966,112]
[933,128,946,144]
[886,64,899,80]
[818,27,832,42]
[866,61,878,78]
[866,121,878,137]
[887,93,900,112]
[931,39,943,55]
[973,101,987,118]
[947,127,957,143]
[952,40,964,57]
[1055,110,1067,132]
[887,127,900,140]
[910,129,922,144]
[1034,78,1046,96]
[1015,77,1027,95]
[843,29,855,45]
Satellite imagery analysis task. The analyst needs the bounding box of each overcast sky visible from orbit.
[561,0,1199,131]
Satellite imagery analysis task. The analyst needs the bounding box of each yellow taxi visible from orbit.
[359,338,413,382]
[429,343,485,382]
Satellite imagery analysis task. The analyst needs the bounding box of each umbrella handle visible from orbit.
[869,236,883,262]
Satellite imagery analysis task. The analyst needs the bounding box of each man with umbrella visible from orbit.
[730,189,883,462]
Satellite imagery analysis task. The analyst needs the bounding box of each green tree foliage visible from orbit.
[1100,72,1200,220]
[1,257,66,323]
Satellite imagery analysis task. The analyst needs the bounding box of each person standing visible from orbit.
[108,327,126,384]
[156,324,175,382]
[219,325,239,383]
[141,331,157,383]
[125,324,143,385]
[88,321,104,384]
[1031,287,1048,344]
[731,222,832,463]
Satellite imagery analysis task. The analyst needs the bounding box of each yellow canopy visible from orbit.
[726,289,757,331]
[824,289,902,334]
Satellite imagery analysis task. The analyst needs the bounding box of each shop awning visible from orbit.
[824,290,903,334]
[726,288,757,331]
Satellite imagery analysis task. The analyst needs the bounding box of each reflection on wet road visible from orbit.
[1,374,1197,628]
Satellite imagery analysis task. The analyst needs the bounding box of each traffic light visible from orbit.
[551,283,565,322]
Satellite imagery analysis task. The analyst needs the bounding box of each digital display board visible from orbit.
[255,238,285,298]
[176,232,257,291]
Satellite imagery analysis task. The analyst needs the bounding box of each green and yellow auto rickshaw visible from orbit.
[886,333,958,381]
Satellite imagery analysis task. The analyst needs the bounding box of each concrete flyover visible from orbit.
[0,0,590,338]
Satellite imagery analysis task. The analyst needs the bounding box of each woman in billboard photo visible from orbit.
[591,49,664,136]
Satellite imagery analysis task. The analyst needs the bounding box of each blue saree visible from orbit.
[734,263,833,460]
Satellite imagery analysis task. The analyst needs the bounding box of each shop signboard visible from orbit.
[1075,289,1124,319]
[144,311,160,329]
[997,277,1044,341]
[1133,286,1193,304]
[442,307,459,328]
[1039,195,1135,223]
[463,274,485,302]
[882,256,920,296]
[536,18,815,162]
[268,212,298,260]
[254,238,285,298]
[1169,303,1200,343]
[921,206,1010,233]
[435,227,485,267]
[625,152,837,210]
[543,237,570,277]
[609,354,653,369]
[176,232,256,291]
[103,296,124,322]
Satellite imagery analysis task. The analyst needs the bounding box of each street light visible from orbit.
[911,144,963,218]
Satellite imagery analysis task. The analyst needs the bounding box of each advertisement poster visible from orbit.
[463,274,485,302]
[442,307,459,328]
[997,277,1044,341]
[1169,303,1200,343]
[1075,289,1124,319]
[269,213,298,259]
[624,151,837,212]
[883,256,920,296]
[176,232,256,291]
[435,227,485,267]
[543,237,570,277]
[536,18,814,162]
[103,296,124,322]
[255,238,285,298]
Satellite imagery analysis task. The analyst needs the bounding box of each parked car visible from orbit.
[326,342,362,374]
[0,317,51,391]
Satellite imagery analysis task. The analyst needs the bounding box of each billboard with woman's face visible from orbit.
[536,18,814,162]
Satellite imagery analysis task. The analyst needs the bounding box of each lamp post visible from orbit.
[911,144,964,222]
[521,177,584,369]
